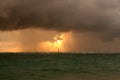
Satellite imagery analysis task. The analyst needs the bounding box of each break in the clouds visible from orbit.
[0,0,120,41]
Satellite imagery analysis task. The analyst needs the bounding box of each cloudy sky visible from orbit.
[0,0,120,52]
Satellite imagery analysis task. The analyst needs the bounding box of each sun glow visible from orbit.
[39,33,64,52]
[38,32,72,52]
[0,42,22,52]
[49,34,63,52]
[53,34,63,48]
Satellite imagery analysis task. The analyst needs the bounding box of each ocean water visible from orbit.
[0,53,120,80]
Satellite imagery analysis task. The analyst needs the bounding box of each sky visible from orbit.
[0,0,120,52]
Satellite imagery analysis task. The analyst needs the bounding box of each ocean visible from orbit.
[0,53,120,80]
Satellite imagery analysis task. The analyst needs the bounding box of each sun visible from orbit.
[46,34,63,52]
[53,34,63,48]
[38,33,68,52]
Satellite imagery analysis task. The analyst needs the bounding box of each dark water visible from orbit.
[0,53,120,80]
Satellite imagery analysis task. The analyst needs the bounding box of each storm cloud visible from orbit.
[0,0,120,41]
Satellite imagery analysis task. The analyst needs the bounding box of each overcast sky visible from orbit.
[0,0,120,52]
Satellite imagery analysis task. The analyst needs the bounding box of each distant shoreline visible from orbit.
[0,52,120,54]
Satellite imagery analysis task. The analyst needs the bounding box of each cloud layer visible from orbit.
[0,0,120,41]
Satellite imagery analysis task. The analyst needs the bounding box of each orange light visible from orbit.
[38,32,71,52]
[43,34,64,52]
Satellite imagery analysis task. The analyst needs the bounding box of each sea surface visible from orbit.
[0,53,120,80]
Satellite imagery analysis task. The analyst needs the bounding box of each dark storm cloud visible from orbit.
[0,0,120,40]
